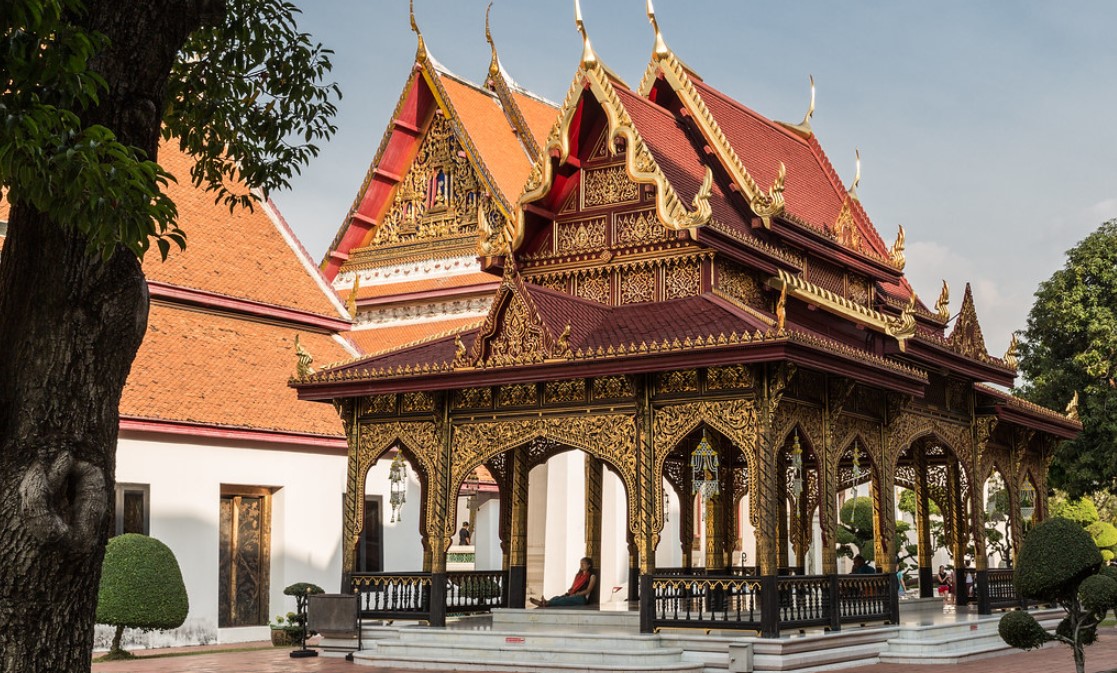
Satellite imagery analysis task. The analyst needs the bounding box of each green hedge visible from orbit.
[96,534,188,631]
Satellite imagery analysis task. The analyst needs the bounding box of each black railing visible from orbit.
[351,572,433,621]
[775,575,830,628]
[446,570,507,613]
[643,573,763,632]
[835,574,892,624]
[986,568,1021,610]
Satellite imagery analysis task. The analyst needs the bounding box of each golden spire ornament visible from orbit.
[574,0,598,68]
[1004,333,1020,369]
[485,2,500,79]
[646,0,669,59]
[935,280,950,321]
[848,149,861,200]
[410,0,426,60]
[777,75,815,138]
[889,225,906,270]
[294,335,314,378]
[775,284,787,332]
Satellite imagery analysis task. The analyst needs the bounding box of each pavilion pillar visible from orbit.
[585,455,603,603]
[946,462,969,606]
[1005,478,1023,563]
[777,475,790,572]
[913,450,934,597]
[627,534,639,602]
[870,470,897,574]
[340,400,362,592]
[819,463,838,575]
[506,446,529,609]
[972,417,997,614]
[680,471,695,570]
[756,363,792,638]
[719,451,736,571]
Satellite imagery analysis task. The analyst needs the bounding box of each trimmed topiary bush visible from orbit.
[96,534,188,659]
[1000,517,1116,673]
[1015,518,1101,601]
[998,610,1049,650]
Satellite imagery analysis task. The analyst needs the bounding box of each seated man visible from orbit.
[850,554,876,574]
[530,557,597,607]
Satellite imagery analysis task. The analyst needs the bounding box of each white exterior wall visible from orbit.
[100,433,415,649]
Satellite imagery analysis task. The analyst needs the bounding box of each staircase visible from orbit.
[352,609,702,673]
[878,608,1063,664]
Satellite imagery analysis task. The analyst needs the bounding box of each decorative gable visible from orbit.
[372,113,483,246]
[948,283,988,359]
[467,269,569,367]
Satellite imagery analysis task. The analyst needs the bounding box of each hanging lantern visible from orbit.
[664,489,671,523]
[1020,482,1036,521]
[691,430,720,503]
[389,453,409,523]
[850,442,862,501]
[790,431,804,501]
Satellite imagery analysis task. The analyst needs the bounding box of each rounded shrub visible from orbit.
[1087,521,1117,547]
[1015,518,1102,601]
[999,610,1049,650]
[1056,617,1098,646]
[283,582,324,597]
[1078,574,1117,614]
[96,534,188,657]
[1099,565,1117,583]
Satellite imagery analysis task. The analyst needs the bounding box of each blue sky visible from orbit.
[275,1,1117,358]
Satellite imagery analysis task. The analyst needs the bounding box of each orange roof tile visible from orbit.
[121,303,348,436]
[438,74,534,205]
[349,315,484,355]
[511,90,559,149]
[343,272,498,302]
[146,142,345,319]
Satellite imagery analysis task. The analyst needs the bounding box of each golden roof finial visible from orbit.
[574,0,598,68]
[294,334,315,379]
[775,283,787,332]
[777,75,815,139]
[410,0,426,60]
[1066,390,1080,421]
[889,224,906,270]
[485,2,500,79]
[1004,333,1020,369]
[849,149,861,200]
[646,0,669,59]
[935,280,950,321]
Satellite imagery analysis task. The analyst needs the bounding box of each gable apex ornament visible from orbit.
[948,282,988,360]
[646,0,670,59]
[574,0,598,68]
[485,2,500,78]
[1004,332,1019,369]
[885,294,917,352]
[848,149,861,200]
[935,280,950,321]
[409,0,426,61]
[778,75,815,138]
[889,225,905,270]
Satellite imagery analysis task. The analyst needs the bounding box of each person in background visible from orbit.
[458,521,471,545]
[850,555,876,574]
[530,557,597,607]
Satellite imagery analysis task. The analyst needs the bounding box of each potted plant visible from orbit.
[270,612,301,647]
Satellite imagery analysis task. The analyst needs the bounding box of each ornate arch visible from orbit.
[450,414,639,537]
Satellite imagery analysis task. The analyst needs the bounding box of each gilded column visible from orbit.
[754,364,792,577]
[585,455,604,570]
[506,446,529,608]
[776,475,790,570]
[680,470,694,569]
[340,400,362,588]
[635,374,659,574]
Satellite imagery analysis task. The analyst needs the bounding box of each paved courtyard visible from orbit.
[91,630,1117,673]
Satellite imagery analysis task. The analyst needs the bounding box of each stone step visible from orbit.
[490,608,640,629]
[744,627,897,673]
[392,627,664,651]
[371,640,689,666]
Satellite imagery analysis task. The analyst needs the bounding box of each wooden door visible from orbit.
[357,497,383,572]
[218,490,271,627]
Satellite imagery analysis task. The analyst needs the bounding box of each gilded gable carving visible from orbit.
[372,114,482,246]
[620,266,656,304]
[717,260,766,309]
[483,292,547,367]
[401,391,436,413]
[451,387,492,410]
[536,275,569,294]
[665,259,701,300]
[361,394,396,416]
[545,379,586,405]
[593,375,635,400]
[657,370,698,394]
[497,384,538,408]
[555,217,608,254]
[615,210,668,246]
[576,271,611,304]
[707,365,754,391]
[583,165,640,208]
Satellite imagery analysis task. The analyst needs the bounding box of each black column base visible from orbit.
[639,575,654,633]
[429,572,447,627]
[628,565,640,602]
[760,575,780,638]
[919,566,933,598]
[508,566,526,608]
[975,568,991,614]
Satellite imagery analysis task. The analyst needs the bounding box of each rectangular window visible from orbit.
[115,483,150,536]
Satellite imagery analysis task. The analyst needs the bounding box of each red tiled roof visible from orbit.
[349,316,485,355]
[439,74,534,206]
[688,79,891,258]
[614,87,755,236]
[511,90,559,149]
[122,304,348,436]
[148,143,344,319]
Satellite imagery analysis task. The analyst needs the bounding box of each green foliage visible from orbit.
[1078,574,1117,614]
[96,534,189,631]
[1052,498,1100,528]
[0,0,340,260]
[897,488,942,516]
[1056,617,1098,646]
[999,610,1050,650]
[163,0,341,213]
[837,496,875,562]
[1017,220,1117,498]
[283,582,324,597]
[1015,518,1102,601]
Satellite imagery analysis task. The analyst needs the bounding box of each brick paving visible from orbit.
[91,631,1117,673]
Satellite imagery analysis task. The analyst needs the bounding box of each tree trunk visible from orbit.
[0,3,219,672]
[110,625,125,657]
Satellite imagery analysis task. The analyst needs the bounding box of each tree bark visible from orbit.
[0,3,220,672]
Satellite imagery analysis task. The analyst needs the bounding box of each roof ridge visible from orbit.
[325,318,483,369]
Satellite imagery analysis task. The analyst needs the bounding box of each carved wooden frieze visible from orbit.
[583,165,640,208]
[545,379,587,405]
[664,259,701,300]
[555,217,608,254]
[657,369,699,394]
[451,387,492,410]
[401,391,436,413]
[716,259,766,310]
[707,364,754,391]
[592,375,635,400]
[620,266,656,304]
[361,394,397,417]
[614,209,668,246]
[575,270,611,304]
[497,384,538,408]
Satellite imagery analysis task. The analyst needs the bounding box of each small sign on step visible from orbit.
[506,636,526,644]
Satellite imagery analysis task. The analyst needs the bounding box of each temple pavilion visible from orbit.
[294,2,1079,636]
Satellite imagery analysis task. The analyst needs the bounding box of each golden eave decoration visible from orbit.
[771,269,915,351]
[935,280,950,321]
[889,225,906,271]
[1004,333,1020,369]
[635,17,785,229]
[777,75,815,139]
[513,4,714,254]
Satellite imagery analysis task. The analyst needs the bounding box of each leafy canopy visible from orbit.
[0,0,340,260]
[96,534,188,631]
[1018,221,1117,497]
